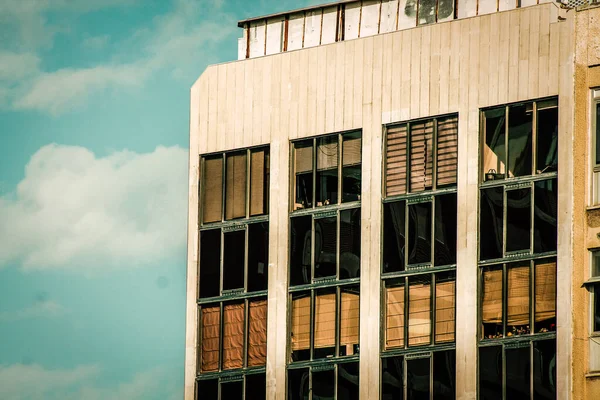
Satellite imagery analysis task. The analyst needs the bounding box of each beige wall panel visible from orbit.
[390,30,403,121]
[478,15,491,107]
[353,39,364,128]
[207,68,219,153]
[548,22,560,97]
[321,6,339,44]
[410,29,422,118]
[270,55,282,143]
[344,40,356,129]
[243,60,255,149]
[420,26,432,118]
[288,51,300,140]
[225,63,236,150]
[297,50,309,141]
[345,2,361,40]
[537,5,550,97]
[400,30,412,121]
[316,45,328,134]
[478,0,497,15]
[287,13,305,51]
[397,0,417,30]
[381,34,393,123]
[238,36,247,61]
[334,42,346,132]
[233,62,245,146]
[307,48,319,136]
[198,72,210,154]
[521,0,538,7]
[518,9,530,101]
[380,0,399,33]
[458,0,477,19]
[448,22,461,111]
[508,10,520,102]
[251,59,264,147]
[304,10,322,48]
[266,18,284,56]
[468,19,480,107]
[499,0,517,12]
[260,57,272,145]
[487,12,500,105]
[497,11,510,104]
[325,45,337,133]
[528,7,540,100]
[249,21,266,59]
[429,24,441,117]
[360,0,382,38]
[216,64,227,151]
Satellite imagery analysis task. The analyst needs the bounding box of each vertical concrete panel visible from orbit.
[266,18,284,56]
[499,0,517,12]
[304,10,322,48]
[518,9,531,101]
[287,13,305,51]
[380,0,399,33]
[321,6,339,44]
[458,0,478,19]
[344,40,357,129]
[478,0,498,16]
[249,21,266,59]
[345,2,362,40]
[360,0,382,37]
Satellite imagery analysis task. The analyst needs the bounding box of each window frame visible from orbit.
[591,89,600,204]
[196,370,267,400]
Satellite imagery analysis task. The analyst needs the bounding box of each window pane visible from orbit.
[536,104,558,173]
[386,284,405,349]
[221,380,243,399]
[290,293,311,362]
[200,306,220,372]
[340,286,360,356]
[342,132,361,203]
[386,124,408,196]
[507,263,530,335]
[506,346,530,398]
[597,103,600,165]
[406,357,430,400]
[290,216,312,286]
[382,356,404,400]
[200,229,221,299]
[433,350,456,400]
[222,302,244,370]
[383,201,406,273]
[288,368,310,400]
[316,136,339,206]
[203,156,223,223]
[436,115,458,187]
[535,259,556,333]
[312,369,335,399]
[314,289,336,359]
[197,379,218,400]
[223,230,245,291]
[506,188,531,253]
[593,252,600,277]
[533,339,557,400]
[408,276,431,346]
[479,346,503,400]
[338,362,360,400]
[434,194,457,266]
[340,208,361,279]
[595,285,600,333]
[246,373,266,400]
[408,202,432,265]
[435,273,455,343]
[294,140,313,210]
[483,107,507,180]
[247,299,267,367]
[315,216,337,280]
[225,152,247,220]
[410,120,434,192]
[534,179,558,253]
[480,187,504,260]
[508,103,533,177]
[248,222,268,292]
[250,148,269,216]
[418,0,437,24]
[482,267,503,339]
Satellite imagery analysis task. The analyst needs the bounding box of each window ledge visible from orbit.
[587,204,600,212]
[586,372,600,379]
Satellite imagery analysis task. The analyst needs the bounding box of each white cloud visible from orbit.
[0,300,66,322]
[0,51,40,81]
[82,34,110,50]
[0,144,188,272]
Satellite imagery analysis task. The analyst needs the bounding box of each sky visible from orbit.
[0,1,321,399]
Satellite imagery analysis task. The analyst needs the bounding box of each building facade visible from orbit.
[184,1,600,399]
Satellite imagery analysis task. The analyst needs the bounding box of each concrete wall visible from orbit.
[186,4,575,399]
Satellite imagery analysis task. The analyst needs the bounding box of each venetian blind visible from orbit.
[314,293,336,348]
[317,138,338,171]
[408,282,431,346]
[535,261,556,323]
[436,116,458,187]
[222,303,244,370]
[507,265,530,326]
[203,157,223,223]
[201,306,220,372]
[435,280,455,343]
[385,286,405,349]
[482,269,503,324]
[410,120,434,192]
[340,292,359,354]
[250,149,267,216]
[291,296,310,351]
[295,142,313,174]
[342,135,361,166]
[248,299,268,367]
[386,124,408,196]
[225,152,247,220]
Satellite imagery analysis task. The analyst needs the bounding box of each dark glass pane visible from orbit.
[221,380,243,399]
[223,230,245,291]
[288,368,310,400]
[536,105,558,173]
[479,346,503,400]
[337,362,360,400]
[434,194,457,266]
[483,107,507,180]
[316,136,339,207]
[593,252,600,277]
[248,222,269,292]
[342,132,361,203]
[597,103,600,165]
[508,103,533,177]
[533,339,557,400]
[197,378,218,400]
[294,140,314,210]
[433,350,456,400]
[383,201,406,273]
[406,357,430,400]
[340,209,360,279]
[290,216,312,286]
[200,229,221,298]
[315,217,337,280]
[418,0,437,24]
[246,373,267,400]
[382,356,404,400]
[534,179,557,253]
[481,267,504,339]
[408,202,432,265]
[480,187,504,260]
[506,188,531,253]
[312,369,335,399]
[595,285,600,332]
[506,346,531,398]
[291,292,311,362]
[313,288,336,359]
[339,285,360,356]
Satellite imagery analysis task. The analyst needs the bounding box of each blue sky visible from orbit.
[0,1,319,399]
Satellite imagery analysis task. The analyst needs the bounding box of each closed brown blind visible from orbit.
[222,303,244,370]
[250,149,267,216]
[385,286,405,349]
[386,124,408,196]
[295,142,313,174]
[201,306,220,372]
[535,261,556,323]
[340,292,359,354]
[314,293,336,348]
[291,296,310,351]
[436,116,458,187]
[410,120,434,192]
[248,299,267,367]
[203,157,223,223]
[343,135,361,166]
[225,152,247,220]
[482,269,503,324]
[317,138,338,171]
[435,280,455,343]
[507,265,530,326]
[408,282,431,346]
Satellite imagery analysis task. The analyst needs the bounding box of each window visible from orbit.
[197,146,270,397]
[592,89,600,204]
[382,114,458,399]
[478,99,558,399]
[584,251,600,371]
[288,132,361,396]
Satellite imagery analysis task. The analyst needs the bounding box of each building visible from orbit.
[184,1,600,399]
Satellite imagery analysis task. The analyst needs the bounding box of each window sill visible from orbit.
[586,372,600,379]
[587,204,600,212]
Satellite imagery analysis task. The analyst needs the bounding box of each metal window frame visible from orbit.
[286,358,360,400]
[195,368,267,400]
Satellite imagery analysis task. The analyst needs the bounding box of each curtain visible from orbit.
[201,306,220,372]
[386,286,405,349]
[535,261,556,322]
[340,292,359,354]
[248,299,268,366]
[436,116,458,187]
[408,282,431,346]
[410,120,434,192]
[386,124,408,196]
[225,152,247,220]
[482,269,503,324]
[507,265,530,326]
[203,157,223,223]
[435,280,455,342]
[291,296,311,351]
[222,303,245,370]
[314,293,336,348]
